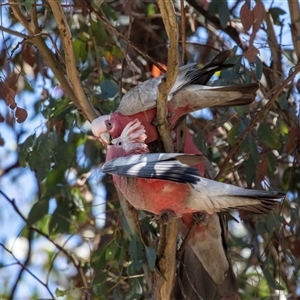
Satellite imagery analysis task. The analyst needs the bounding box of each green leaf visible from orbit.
[227,121,248,151]
[55,288,67,297]
[92,271,107,297]
[126,278,142,300]
[100,2,117,21]
[266,213,282,233]
[91,20,108,45]
[111,46,124,60]
[91,248,106,270]
[24,0,34,12]
[227,123,241,146]
[277,119,289,136]
[277,92,289,110]
[244,156,256,185]
[208,0,219,16]
[255,221,268,235]
[209,0,229,28]
[147,3,156,16]
[100,78,119,99]
[49,98,73,120]
[128,234,145,273]
[27,200,49,227]
[269,7,286,26]
[45,168,64,188]
[249,135,259,164]
[145,246,156,271]
[49,200,70,234]
[105,240,118,261]
[266,151,278,176]
[219,0,230,28]
[263,268,285,290]
[73,37,88,64]
[257,123,281,150]
[22,132,54,181]
[19,134,35,167]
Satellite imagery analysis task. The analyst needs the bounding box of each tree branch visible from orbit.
[264,2,282,86]
[154,1,179,299]
[156,0,178,153]
[288,0,300,61]
[47,1,97,122]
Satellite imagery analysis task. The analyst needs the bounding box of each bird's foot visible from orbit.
[193,212,209,225]
[157,210,177,224]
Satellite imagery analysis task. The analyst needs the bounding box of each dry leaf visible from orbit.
[286,127,298,153]
[256,154,268,182]
[15,107,28,123]
[252,0,266,34]
[244,45,259,63]
[0,81,17,109]
[22,43,37,68]
[240,3,254,32]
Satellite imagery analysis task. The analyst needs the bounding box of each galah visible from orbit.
[91,51,259,145]
[102,120,283,216]
[101,120,283,299]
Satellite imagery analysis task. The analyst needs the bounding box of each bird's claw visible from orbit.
[193,212,209,225]
[157,210,177,224]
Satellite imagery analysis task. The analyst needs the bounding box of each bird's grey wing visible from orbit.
[189,177,284,214]
[102,153,201,184]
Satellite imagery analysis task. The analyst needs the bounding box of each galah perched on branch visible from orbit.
[91,51,259,145]
[102,120,283,216]
[101,119,284,299]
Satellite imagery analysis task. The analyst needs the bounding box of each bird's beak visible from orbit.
[100,132,112,145]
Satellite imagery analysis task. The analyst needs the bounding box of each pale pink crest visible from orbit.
[111,119,148,154]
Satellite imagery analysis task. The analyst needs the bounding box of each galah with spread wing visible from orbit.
[91,50,259,145]
[100,120,283,299]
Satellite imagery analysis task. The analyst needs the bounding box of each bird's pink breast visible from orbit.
[114,176,195,216]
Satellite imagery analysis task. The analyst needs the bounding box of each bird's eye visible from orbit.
[105,120,112,130]
[118,142,122,146]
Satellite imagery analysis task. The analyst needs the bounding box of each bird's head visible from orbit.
[91,115,113,145]
[110,119,148,154]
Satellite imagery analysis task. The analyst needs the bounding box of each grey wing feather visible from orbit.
[117,64,197,115]
[102,153,201,184]
[193,177,284,214]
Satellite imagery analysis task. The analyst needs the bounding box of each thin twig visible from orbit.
[180,0,187,64]
[0,191,89,289]
[8,229,33,300]
[0,25,28,38]
[0,241,54,298]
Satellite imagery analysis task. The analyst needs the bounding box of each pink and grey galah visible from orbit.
[91,51,259,145]
[100,119,283,299]
[102,119,283,217]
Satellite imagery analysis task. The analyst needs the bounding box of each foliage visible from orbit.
[0,0,299,299]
